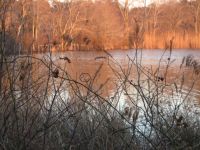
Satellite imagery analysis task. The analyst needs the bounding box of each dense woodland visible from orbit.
[1,0,200,53]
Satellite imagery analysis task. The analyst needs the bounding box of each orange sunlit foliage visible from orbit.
[2,0,200,53]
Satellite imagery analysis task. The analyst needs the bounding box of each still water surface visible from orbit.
[34,49,200,106]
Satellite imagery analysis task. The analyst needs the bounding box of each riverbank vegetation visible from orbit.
[1,0,200,53]
[0,47,200,149]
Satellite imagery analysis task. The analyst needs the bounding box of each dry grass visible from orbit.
[143,33,200,49]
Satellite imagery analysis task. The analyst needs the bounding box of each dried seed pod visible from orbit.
[19,74,25,81]
[176,116,183,126]
[124,107,129,116]
[52,68,59,78]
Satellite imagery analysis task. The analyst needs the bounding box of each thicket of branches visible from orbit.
[0,44,200,149]
[1,0,200,53]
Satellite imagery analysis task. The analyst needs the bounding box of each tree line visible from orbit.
[1,0,200,53]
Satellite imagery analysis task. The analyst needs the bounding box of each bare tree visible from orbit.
[0,0,14,95]
[115,0,133,48]
[51,0,82,51]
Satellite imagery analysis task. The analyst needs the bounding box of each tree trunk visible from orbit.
[195,5,200,35]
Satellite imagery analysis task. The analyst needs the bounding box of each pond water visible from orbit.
[26,48,200,132]
[32,49,200,108]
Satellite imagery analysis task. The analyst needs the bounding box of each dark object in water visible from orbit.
[155,76,164,82]
[52,68,59,78]
[59,57,71,63]
[95,56,107,60]
[176,116,183,127]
